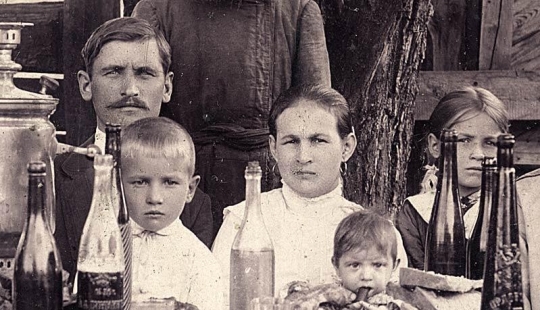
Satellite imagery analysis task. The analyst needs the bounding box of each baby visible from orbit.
[121,117,223,310]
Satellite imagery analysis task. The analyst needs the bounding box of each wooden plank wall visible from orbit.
[513,0,540,70]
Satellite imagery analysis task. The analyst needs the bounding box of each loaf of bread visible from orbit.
[399,267,482,293]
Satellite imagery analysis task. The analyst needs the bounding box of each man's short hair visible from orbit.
[81,17,172,76]
[122,117,196,176]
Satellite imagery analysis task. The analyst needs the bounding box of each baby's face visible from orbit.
[335,246,396,298]
[122,153,197,232]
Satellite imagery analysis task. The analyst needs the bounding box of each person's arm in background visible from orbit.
[293,0,331,87]
[395,200,428,270]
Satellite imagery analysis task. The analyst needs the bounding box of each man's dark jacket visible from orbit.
[53,137,213,284]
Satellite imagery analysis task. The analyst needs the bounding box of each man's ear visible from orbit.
[162,72,174,103]
[269,135,277,162]
[427,133,441,159]
[185,174,200,203]
[77,70,93,102]
[341,132,357,162]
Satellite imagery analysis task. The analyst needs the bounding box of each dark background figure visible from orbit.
[131,0,331,238]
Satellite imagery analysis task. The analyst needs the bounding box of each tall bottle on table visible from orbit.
[77,154,125,310]
[424,129,466,276]
[12,161,63,310]
[466,157,496,280]
[230,161,275,310]
[105,123,132,310]
[481,134,527,309]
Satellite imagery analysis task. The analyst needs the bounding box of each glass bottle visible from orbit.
[481,134,524,309]
[77,154,124,310]
[231,161,275,310]
[466,157,496,280]
[424,129,466,276]
[105,123,132,310]
[12,161,62,310]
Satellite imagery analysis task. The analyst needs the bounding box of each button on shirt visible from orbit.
[131,220,224,310]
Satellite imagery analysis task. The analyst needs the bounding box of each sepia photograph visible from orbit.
[0,0,539,308]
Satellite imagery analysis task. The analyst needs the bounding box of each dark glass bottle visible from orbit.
[466,157,496,280]
[230,161,275,310]
[77,154,124,310]
[105,123,132,310]
[13,161,63,310]
[481,134,524,309]
[424,129,466,276]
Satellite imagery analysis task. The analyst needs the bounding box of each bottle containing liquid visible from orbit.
[105,123,132,310]
[466,157,496,280]
[231,161,275,310]
[424,129,466,276]
[481,134,525,309]
[77,154,125,310]
[12,161,62,310]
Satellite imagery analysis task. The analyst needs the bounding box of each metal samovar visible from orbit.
[0,22,58,279]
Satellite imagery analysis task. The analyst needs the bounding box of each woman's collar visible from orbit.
[281,179,344,214]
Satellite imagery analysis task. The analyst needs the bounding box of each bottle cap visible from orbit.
[105,123,122,133]
[482,157,496,167]
[440,128,458,142]
[246,161,262,173]
[497,133,515,148]
[27,161,46,174]
[94,154,114,168]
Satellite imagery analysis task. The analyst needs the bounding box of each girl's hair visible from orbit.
[332,210,397,266]
[428,86,509,138]
[122,117,196,176]
[268,84,354,139]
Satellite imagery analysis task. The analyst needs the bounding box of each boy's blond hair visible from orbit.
[122,117,196,176]
[332,210,397,266]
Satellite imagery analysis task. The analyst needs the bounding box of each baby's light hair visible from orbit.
[121,117,196,176]
[332,210,397,266]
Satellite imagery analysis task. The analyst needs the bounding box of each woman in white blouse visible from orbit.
[212,85,407,307]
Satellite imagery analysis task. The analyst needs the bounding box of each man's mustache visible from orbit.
[108,97,149,110]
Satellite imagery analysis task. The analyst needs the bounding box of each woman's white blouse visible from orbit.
[212,182,408,307]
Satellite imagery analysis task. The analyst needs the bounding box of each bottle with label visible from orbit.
[230,161,275,310]
[424,129,466,276]
[77,154,125,310]
[466,157,496,280]
[105,123,132,310]
[481,134,525,309]
[13,161,63,310]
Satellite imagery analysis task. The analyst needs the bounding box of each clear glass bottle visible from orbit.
[481,134,525,309]
[13,161,62,310]
[231,161,275,310]
[466,157,496,280]
[424,129,466,276]
[105,123,132,310]
[77,154,124,310]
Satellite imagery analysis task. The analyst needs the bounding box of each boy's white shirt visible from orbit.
[131,219,224,310]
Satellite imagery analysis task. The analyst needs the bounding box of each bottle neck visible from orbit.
[498,147,513,168]
[244,174,262,219]
[93,166,114,213]
[437,139,459,194]
[27,174,46,219]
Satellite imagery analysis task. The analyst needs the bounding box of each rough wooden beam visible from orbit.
[480,0,513,69]
[416,70,540,120]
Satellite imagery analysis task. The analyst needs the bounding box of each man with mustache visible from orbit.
[54,17,214,286]
[132,0,331,238]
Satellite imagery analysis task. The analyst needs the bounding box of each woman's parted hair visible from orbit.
[332,210,397,266]
[81,17,172,77]
[122,117,196,176]
[268,84,354,139]
[428,86,509,138]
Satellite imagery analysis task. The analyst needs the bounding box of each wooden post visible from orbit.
[319,0,432,214]
[479,0,513,69]
[62,0,120,145]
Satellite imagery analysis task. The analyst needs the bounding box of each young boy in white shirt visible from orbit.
[121,117,223,310]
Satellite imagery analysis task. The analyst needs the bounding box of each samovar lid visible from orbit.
[0,22,59,105]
